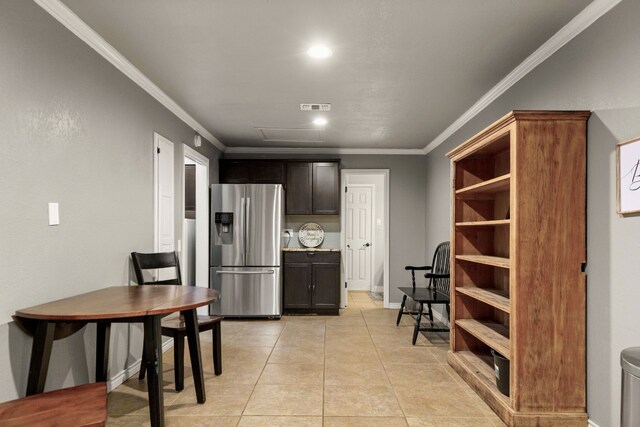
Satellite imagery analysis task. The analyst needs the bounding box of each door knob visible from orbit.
[363,243,371,248]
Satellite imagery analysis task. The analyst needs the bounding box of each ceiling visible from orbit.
[60,0,592,150]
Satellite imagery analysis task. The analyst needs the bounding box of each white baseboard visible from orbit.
[387,302,401,309]
[432,308,451,327]
[107,340,174,392]
[588,420,600,427]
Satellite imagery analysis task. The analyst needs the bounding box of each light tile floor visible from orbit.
[107,292,505,426]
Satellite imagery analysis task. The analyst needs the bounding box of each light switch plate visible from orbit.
[48,203,59,226]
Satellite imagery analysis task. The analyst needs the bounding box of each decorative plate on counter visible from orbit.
[298,222,324,248]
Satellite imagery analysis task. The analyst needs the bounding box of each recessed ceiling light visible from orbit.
[307,45,333,59]
[313,117,328,126]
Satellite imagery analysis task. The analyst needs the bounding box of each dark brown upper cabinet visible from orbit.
[219,160,250,183]
[219,160,285,185]
[287,161,339,215]
[220,159,339,215]
[286,162,313,214]
[312,162,339,214]
[251,162,285,183]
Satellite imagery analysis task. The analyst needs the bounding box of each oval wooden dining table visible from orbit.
[14,285,219,427]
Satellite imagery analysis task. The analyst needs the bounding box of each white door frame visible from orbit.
[340,169,390,308]
[182,145,209,314]
[153,132,175,253]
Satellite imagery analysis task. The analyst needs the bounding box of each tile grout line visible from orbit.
[113,297,502,425]
[322,317,327,427]
[237,322,281,421]
[364,303,410,426]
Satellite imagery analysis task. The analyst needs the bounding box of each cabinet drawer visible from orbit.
[284,251,340,264]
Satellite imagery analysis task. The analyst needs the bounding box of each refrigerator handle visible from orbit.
[245,196,251,265]
[241,196,246,266]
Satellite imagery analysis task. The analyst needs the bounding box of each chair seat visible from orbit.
[161,315,223,332]
[0,382,107,427]
[397,286,449,303]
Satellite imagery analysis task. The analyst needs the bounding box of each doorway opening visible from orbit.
[340,169,390,308]
[154,132,175,254]
[182,145,209,315]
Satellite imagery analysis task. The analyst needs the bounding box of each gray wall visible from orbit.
[423,1,640,425]
[224,153,428,303]
[0,0,220,402]
[285,215,341,249]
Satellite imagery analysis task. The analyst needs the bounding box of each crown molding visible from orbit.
[36,0,620,156]
[224,146,426,155]
[34,0,226,152]
[423,0,622,155]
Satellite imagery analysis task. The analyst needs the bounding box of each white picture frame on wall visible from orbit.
[616,136,640,215]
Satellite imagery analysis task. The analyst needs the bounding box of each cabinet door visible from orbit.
[283,263,312,309]
[312,162,339,214]
[312,263,340,310]
[219,161,250,183]
[250,162,285,184]
[286,162,312,214]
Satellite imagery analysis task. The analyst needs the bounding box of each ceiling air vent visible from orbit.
[300,103,331,111]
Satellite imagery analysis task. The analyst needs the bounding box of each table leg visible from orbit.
[182,309,205,404]
[174,336,184,391]
[26,321,55,395]
[143,315,164,427]
[96,321,111,382]
[212,323,222,376]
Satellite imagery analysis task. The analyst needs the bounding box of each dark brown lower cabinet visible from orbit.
[283,251,340,315]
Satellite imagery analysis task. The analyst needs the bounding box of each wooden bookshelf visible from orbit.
[456,255,510,269]
[456,319,510,357]
[447,111,590,426]
[455,174,510,199]
[456,287,510,313]
[449,351,510,412]
[456,219,510,228]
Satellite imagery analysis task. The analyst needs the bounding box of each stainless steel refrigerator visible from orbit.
[209,184,283,317]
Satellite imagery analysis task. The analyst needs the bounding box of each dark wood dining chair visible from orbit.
[396,241,451,344]
[131,251,223,391]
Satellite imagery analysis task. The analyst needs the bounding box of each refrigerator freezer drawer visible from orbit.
[210,267,282,317]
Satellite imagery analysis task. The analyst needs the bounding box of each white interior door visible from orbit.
[194,161,208,287]
[183,145,210,315]
[345,185,373,291]
[154,133,175,281]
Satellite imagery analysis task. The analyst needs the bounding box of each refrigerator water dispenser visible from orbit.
[214,212,233,233]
